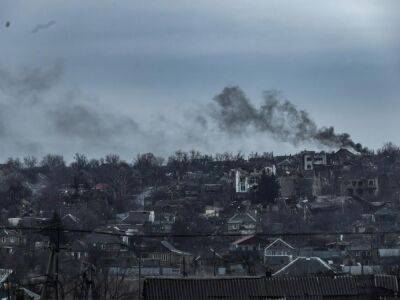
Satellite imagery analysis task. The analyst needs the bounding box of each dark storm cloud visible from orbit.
[211,86,364,151]
[31,20,56,34]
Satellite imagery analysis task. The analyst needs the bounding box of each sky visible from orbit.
[0,0,399,161]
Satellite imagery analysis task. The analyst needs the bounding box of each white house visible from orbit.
[235,170,251,193]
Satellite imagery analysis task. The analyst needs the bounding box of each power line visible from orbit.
[1,224,389,299]
[0,225,394,238]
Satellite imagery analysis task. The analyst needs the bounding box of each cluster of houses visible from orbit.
[1,147,400,297]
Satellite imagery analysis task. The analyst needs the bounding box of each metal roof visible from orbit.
[143,275,398,299]
[143,277,266,300]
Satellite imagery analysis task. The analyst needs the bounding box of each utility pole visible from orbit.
[89,264,94,300]
[213,249,216,276]
[182,256,187,277]
[55,225,60,300]
[41,220,63,300]
[41,248,55,299]
[6,277,10,300]
[138,243,142,300]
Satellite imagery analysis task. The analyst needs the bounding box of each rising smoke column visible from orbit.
[211,86,364,152]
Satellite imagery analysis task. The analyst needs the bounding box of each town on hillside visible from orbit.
[1,144,400,298]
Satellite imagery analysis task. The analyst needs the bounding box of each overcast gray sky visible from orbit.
[0,0,399,161]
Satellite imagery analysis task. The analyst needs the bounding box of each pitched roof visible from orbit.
[117,211,153,224]
[161,241,192,256]
[195,247,223,261]
[19,287,41,300]
[265,238,295,250]
[232,235,256,246]
[62,213,80,224]
[336,147,359,156]
[273,257,334,277]
[228,212,257,224]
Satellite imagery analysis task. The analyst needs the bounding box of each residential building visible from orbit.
[342,177,379,197]
[230,235,262,252]
[203,206,223,218]
[272,256,335,277]
[264,238,296,271]
[0,229,26,254]
[147,241,193,268]
[116,210,155,225]
[303,151,328,170]
[227,212,258,235]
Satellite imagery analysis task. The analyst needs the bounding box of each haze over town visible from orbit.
[1,0,400,160]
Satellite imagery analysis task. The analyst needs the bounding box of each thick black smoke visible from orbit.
[211,86,364,152]
[0,62,366,159]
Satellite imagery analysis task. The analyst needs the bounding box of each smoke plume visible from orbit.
[0,63,145,159]
[0,62,366,160]
[31,20,56,34]
[50,102,140,142]
[0,62,62,99]
[211,86,364,152]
